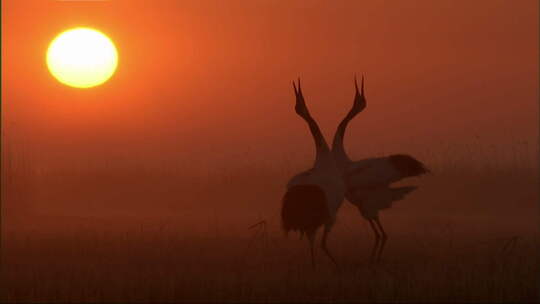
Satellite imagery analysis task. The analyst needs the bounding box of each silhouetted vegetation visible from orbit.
[1,138,538,302]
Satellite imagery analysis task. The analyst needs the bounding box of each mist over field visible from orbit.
[2,0,539,302]
[2,134,539,302]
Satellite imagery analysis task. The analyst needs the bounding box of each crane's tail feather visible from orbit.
[281,185,329,236]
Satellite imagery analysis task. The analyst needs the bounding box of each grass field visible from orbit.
[1,142,539,302]
[1,220,538,303]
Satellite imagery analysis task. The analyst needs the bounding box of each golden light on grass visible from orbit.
[46,27,118,88]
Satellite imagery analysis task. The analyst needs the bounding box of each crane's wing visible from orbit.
[345,154,429,188]
[366,186,418,208]
[350,186,418,218]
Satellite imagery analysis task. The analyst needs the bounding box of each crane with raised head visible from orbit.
[332,76,429,262]
[281,79,346,269]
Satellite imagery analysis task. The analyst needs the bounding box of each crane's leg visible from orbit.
[307,231,316,269]
[321,224,340,270]
[374,218,387,263]
[368,219,381,263]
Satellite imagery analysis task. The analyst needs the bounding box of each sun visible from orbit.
[47,27,118,89]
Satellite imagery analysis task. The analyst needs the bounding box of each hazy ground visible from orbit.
[1,147,539,302]
[1,228,538,303]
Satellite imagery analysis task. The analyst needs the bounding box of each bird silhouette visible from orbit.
[331,76,429,263]
[281,79,346,269]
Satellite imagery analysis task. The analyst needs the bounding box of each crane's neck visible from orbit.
[332,111,355,167]
[302,114,332,168]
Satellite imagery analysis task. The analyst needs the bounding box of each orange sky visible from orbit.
[2,0,538,171]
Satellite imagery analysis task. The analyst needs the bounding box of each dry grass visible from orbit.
[1,139,539,302]
[1,223,538,303]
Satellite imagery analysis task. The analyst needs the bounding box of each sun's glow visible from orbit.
[47,27,118,88]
